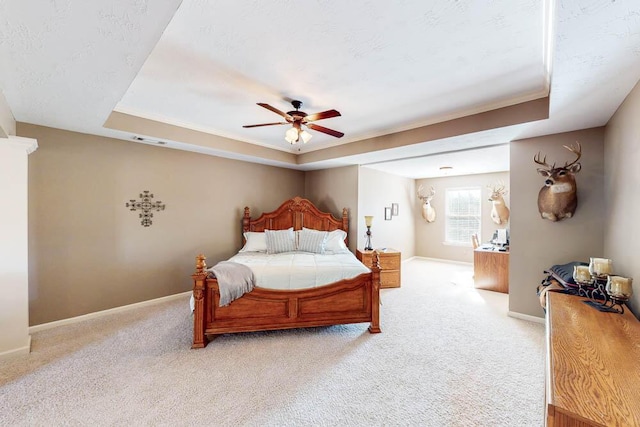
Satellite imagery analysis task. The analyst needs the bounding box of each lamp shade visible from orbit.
[364,216,373,227]
[300,130,312,143]
[285,127,299,144]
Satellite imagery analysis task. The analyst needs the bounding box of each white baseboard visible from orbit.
[508,311,545,324]
[29,291,192,333]
[0,335,31,361]
[411,256,473,267]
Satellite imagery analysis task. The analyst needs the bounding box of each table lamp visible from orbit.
[364,216,373,250]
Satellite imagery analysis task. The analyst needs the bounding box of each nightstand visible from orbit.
[356,249,401,288]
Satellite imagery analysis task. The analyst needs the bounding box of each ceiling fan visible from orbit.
[243,100,344,144]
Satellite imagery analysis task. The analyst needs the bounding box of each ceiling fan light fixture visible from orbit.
[245,100,343,144]
[300,130,312,144]
[285,127,299,144]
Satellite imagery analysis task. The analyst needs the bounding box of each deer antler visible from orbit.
[488,181,506,193]
[417,185,435,201]
[562,142,582,169]
[533,152,554,170]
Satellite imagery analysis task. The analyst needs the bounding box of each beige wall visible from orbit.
[304,166,359,251]
[358,167,416,259]
[415,171,510,263]
[509,128,605,318]
[21,123,304,325]
[20,104,629,325]
[604,78,640,317]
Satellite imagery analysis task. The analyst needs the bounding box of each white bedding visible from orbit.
[225,251,370,290]
[189,251,370,311]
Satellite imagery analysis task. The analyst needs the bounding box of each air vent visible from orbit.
[132,136,167,145]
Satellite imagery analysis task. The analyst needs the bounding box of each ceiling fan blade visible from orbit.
[307,123,344,138]
[257,103,292,120]
[304,109,341,122]
[243,122,288,128]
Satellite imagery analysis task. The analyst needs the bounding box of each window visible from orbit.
[445,187,481,245]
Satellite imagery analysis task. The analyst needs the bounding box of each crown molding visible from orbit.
[0,136,38,155]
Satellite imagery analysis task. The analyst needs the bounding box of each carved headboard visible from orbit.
[242,197,348,237]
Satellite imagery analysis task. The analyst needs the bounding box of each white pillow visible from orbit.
[239,232,267,252]
[298,228,328,254]
[323,229,349,254]
[265,228,296,254]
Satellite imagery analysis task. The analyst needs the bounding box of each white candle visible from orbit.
[607,276,633,298]
[574,265,591,283]
[591,258,612,276]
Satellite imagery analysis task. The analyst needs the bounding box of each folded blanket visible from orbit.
[209,261,255,307]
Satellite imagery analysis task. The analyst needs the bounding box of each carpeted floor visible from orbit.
[0,258,545,426]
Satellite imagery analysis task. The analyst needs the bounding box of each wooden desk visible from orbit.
[356,249,401,288]
[473,248,509,293]
[545,292,640,426]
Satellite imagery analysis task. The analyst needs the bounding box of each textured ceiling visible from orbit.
[1,1,640,178]
[115,0,546,152]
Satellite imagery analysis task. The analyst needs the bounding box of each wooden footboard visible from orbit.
[192,254,381,348]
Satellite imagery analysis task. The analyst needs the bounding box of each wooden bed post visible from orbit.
[192,254,209,349]
[369,251,382,334]
[341,207,348,235]
[242,206,251,233]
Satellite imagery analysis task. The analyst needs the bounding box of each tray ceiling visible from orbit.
[1,1,640,177]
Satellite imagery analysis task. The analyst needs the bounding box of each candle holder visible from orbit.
[588,257,612,280]
[572,265,595,298]
[584,275,633,314]
[605,276,633,314]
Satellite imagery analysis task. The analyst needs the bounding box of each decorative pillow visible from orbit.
[239,232,267,252]
[265,228,296,254]
[298,228,329,254]
[324,229,349,254]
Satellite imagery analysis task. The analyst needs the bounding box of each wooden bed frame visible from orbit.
[191,196,381,348]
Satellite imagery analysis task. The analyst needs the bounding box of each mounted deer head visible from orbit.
[417,185,436,223]
[534,142,582,222]
[487,181,510,225]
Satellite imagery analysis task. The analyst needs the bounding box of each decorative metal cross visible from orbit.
[125,191,166,227]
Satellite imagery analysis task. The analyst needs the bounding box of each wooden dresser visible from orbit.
[356,249,401,288]
[473,248,509,293]
[545,292,640,426]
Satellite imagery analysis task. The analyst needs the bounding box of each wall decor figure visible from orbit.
[126,190,166,227]
[534,142,582,222]
[487,181,510,225]
[417,184,436,223]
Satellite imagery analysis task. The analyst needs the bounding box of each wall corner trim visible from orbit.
[29,291,191,333]
[507,310,544,324]
[0,335,31,361]
[3,135,38,154]
[412,255,474,267]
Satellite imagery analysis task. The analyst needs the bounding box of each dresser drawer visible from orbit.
[380,270,400,288]
[356,249,402,289]
[378,254,400,270]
